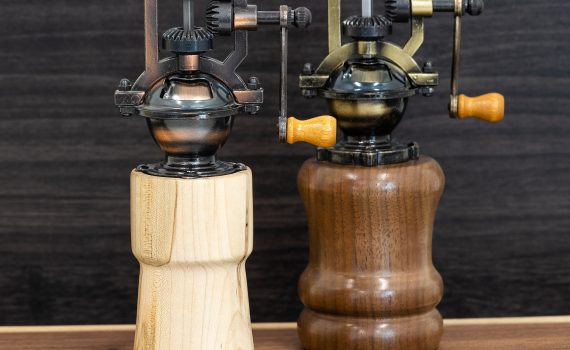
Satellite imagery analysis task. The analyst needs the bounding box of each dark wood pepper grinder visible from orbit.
[283,0,505,349]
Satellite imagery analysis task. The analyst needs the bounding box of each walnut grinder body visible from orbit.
[297,156,446,350]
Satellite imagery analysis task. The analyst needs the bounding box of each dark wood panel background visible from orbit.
[0,0,568,325]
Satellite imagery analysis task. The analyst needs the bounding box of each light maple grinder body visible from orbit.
[114,0,311,348]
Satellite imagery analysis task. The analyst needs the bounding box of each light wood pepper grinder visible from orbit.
[114,1,311,349]
[282,0,505,349]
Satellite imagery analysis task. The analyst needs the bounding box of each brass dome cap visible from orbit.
[322,58,414,138]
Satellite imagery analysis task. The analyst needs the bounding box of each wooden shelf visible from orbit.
[0,317,569,349]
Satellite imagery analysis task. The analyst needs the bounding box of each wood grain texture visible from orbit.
[1,318,570,350]
[130,170,254,350]
[287,116,337,147]
[131,172,177,267]
[457,93,505,123]
[297,156,445,349]
[0,0,568,325]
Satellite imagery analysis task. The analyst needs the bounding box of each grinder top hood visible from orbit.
[322,57,415,101]
[138,72,243,120]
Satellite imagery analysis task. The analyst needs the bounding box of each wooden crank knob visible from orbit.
[457,93,505,123]
[287,116,337,148]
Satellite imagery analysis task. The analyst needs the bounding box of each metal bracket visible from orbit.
[328,0,341,53]
[300,41,438,90]
[114,90,145,107]
[403,17,425,57]
[118,0,262,113]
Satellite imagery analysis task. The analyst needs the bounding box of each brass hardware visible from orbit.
[451,0,462,98]
[328,0,341,53]
[294,0,504,165]
[357,41,378,57]
[449,10,462,117]
[403,17,425,56]
[408,72,439,85]
[327,98,405,136]
[411,0,433,17]
[299,75,330,89]
[300,42,431,90]
[448,0,504,121]
[454,0,462,15]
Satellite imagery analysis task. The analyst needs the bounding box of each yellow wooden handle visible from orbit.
[457,93,505,123]
[287,116,337,148]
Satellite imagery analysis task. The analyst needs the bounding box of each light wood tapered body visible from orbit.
[297,156,445,350]
[130,169,254,350]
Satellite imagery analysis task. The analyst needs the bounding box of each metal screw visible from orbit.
[408,142,420,160]
[247,76,260,90]
[118,78,132,91]
[421,87,435,97]
[422,61,435,73]
[119,107,134,117]
[302,63,314,75]
[302,89,317,99]
[244,104,261,115]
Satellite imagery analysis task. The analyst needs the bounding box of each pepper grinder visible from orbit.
[114,0,311,348]
[282,0,505,349]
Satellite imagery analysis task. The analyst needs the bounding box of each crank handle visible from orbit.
[287,116,337,148]
[450,93,505,123]
[447,0,504,124]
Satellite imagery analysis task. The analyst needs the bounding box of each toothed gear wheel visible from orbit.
[162,27,214,54]
[206,1,233,35]
[385,0,411,23]
[343,15,392,41]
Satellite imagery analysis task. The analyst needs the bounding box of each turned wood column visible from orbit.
[297,156,445,350]
[130,169,254,350]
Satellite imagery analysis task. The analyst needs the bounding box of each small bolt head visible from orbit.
[119,107,134,117]
[247,76,260,90]
[118,79,132,91]
[408,142,420,160]
[421,87,435,97]
[422,61,435,73]
[302,63,314,75]
[302,89,317,99]
[466,0,484,16]
[244,104,261,115]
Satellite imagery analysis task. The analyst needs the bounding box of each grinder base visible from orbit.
[131,168,254,350]
[297,156,445,350]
